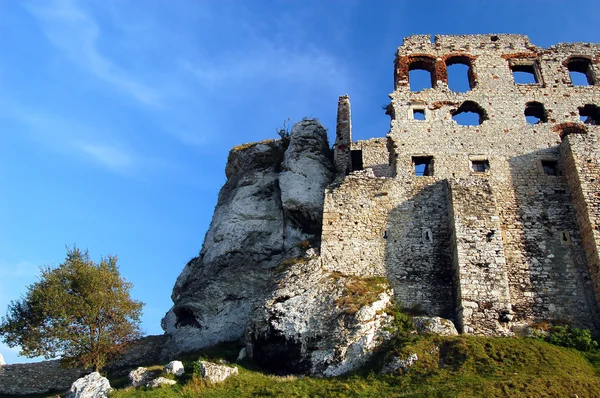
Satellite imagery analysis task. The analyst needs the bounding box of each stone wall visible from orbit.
[0,360,86,396]
[325,34,600,334]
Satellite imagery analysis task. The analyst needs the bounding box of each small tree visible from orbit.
[0,247,144,371]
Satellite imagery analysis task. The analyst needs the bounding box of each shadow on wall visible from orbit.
[383,179,455,320]
[506,146,600,331]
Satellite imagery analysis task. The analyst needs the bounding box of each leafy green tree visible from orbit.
[0,247,144,371]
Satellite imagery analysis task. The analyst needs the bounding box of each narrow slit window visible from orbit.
[567,58,595,86]
[413,156,434,176]
[541,160,558,176]
[471,159,489,173]
[351,150,363,171]
[510,63,539,84]
[413,109,426,120]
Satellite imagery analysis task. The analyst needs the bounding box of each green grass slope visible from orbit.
[108,335,600,398]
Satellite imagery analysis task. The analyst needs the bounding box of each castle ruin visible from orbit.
[323,34,600,335]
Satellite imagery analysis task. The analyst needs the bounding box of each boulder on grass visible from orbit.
[413,316,458,336]
[147,377,177,388]
[198,361,239,383]
[66,372,111,398]
[164,360,185,376]
[128,366,160,387]
[381,353,418,374]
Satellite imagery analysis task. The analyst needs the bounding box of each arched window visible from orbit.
[578,104,600,125]
[409,57,436,92]
[446,56,475,92]
[452,101,488,126]
[524,102,548,124]
[567,57,596,86]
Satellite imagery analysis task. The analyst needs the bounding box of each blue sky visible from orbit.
[1,0,598,364]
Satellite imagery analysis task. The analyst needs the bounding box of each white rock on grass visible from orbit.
[413,316,458,336]
[163,360,185,376]
[128,367,157,387]
[198,361,239,383]
[66,372,111,398]
[146,377,177,388]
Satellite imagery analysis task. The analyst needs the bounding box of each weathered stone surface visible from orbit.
[381,353,418,374]
[162,120,333,358]
[106,334,168,377]
[413,316,459,336]
[247,255,395,376]
[198,361,239,383]
[66,372,111,398]
[128,366,160,387]
[279,120,334,234]
[0,360,86,396]
[164,360,185,376]
[146,377,177,388]
[163,34,600,376]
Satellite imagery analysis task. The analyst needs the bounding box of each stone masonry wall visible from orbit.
[323,34,600,334]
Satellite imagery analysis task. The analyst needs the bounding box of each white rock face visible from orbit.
[146,377,177,388]
[0,353,5,366]
[413,316,458,336]
[247,256,395,376]
[198,361,239,383]
[128,367,157,387]
[279,120,334,234]
[161,120,334,358]
[66,372,111,398]
[164,360,185,376]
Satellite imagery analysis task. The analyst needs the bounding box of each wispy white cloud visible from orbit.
[179,41,347,93]
[0,260,39,279]
[74,141,136,173]
[24,0,161,106]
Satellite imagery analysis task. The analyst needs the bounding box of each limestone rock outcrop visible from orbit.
[413,316,459,336]
[246,252,395,376]
[162,120,334,357]
[66,372,111,398]
[0,353,4,366]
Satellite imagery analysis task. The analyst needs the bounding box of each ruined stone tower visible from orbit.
[324,34,600,335]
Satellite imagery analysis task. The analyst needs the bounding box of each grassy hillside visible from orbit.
[107,335,600,398]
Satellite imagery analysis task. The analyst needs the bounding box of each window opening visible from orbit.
[409,69,433,92]
[490,35,499,42]
[541,160,558,176]
[510,64,538,84]
[413,156,433,176]
[446,57,473,92]
[409,57,436,92]
[413,109,426,120]
[452,101,488,126]
[578,104,600,125]
[567,58,595,86]
[524,101,548,124]
[351,150,363,171]
[471,159,489,173]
